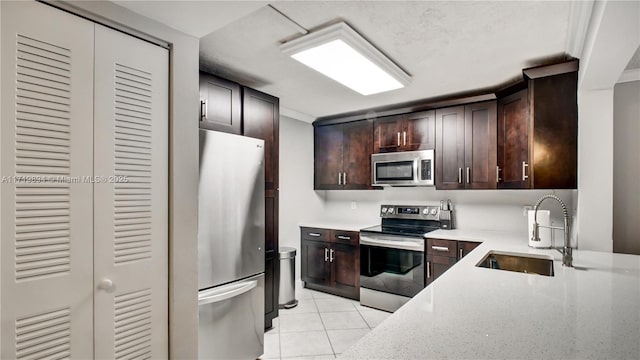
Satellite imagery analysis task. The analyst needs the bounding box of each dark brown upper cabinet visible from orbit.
[243,87,279,191]
[497,63,578,189]
[435,101,497,190]
[497,89,530,189]
[314,120,373,190]
[373,111,435,153]
[199,72,241,134]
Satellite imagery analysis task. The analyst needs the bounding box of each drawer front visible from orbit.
[427,238,457,258]
[331,230,359,246]
[301,227,329,242]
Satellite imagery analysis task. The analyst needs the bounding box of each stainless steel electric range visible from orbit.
[359,204,442,312]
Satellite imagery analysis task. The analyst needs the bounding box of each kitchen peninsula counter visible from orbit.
[340,229,640,359]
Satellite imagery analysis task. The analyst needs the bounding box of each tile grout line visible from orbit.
[313,295,339,357]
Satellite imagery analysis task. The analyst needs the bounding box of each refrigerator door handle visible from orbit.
[198,279,258,306]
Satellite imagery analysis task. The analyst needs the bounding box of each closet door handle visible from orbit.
[98,278,114,292]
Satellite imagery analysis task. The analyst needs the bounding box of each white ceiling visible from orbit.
[116,1,576,121]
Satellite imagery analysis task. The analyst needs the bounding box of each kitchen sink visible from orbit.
[476,251,554,276]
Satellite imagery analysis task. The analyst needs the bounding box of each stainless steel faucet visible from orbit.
[531,194,573,267]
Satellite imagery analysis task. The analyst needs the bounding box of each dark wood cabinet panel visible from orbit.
[199,72,241,134]
[457,241,480,260]
[301,228,360,300]
[315,121,373,190]
[435,106,465,189]
[497,89,530,189]
[529,71,577,189]
[425,254,457,286]
[264,255,278,329]
[373,111,434,153]
[331,243,359,298]
[301,239,331,286]
[373,115,403,153]
[314,125,343,190]
[265,193,277,253]
[405,111,435,151]
[342,120,373,190]
[427,238,457,258]
[243,87,279,191]
[464,101,497,189]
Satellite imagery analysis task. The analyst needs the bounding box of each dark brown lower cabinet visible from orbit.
[264,255,279,329]
[301,227,360,300]
[425,238,481,286]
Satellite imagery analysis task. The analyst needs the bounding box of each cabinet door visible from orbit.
[243,87,279,191]
[435,106,465,189]
[0,2,95,358]
[425,255,457,286]
[301,240,331,286]
[464,101,497,189]
[199,73,241,134]
[264,255,279,329]
[457,241,480,260]
[404,111,435,151]
[373,115,403,153]
[330,243,360,299]
[497,89,530,188]
[314,124,343,189]
[93,24,169,359]
[342,120,373,189]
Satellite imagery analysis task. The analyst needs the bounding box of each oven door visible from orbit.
[360,233,425,298]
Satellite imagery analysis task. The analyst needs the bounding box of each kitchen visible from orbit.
[0,1,638,359]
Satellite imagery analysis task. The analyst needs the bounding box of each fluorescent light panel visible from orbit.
[281,22,410,96]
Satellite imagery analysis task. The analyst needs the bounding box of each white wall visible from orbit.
[278,116,325,288]
[576,0,639,252]
[613,80,640,255]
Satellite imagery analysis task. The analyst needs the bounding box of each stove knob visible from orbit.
[387,207,394,214]
[422,208,429,215]
[381,207,387,214]
[431,208,438,215]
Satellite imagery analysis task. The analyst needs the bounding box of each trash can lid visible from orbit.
[279,246,297,259]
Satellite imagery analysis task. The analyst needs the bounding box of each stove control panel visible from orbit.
[380,205,440,220]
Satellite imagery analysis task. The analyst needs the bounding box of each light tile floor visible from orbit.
[261,288,391,360]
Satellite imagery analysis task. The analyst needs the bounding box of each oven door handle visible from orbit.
[360,235,424,252]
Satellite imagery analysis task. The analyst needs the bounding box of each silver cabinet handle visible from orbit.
[343,172,347,185]
[338,172,342,185]
[337,235,351,240]
[496,166,501,183]
[431,245,449,252]
[466,167,470,184]
[200,100,207,120]
[330,249,335,262]
[522,161,529,181]
[198,279,257,305]
[324,248,329,262]
[459,248,463,259]
[426,261,431,279]
[308,232,321,237]
[403,131,407,146]
[397,132,401,146]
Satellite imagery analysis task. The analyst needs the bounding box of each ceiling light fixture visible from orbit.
[280,22,411,96]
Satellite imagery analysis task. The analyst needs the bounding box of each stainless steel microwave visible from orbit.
[371,149,434,186]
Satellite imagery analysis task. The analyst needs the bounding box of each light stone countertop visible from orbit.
[340,228,640,359]
[298,221,377,232]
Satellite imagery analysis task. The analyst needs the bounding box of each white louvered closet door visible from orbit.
[0,2,95,359]
[93,25,169,359]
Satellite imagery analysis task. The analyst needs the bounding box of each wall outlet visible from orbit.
[523,205,533,216]
[351,201,357,210]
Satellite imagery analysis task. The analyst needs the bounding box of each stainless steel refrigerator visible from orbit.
[198,129,265,359]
